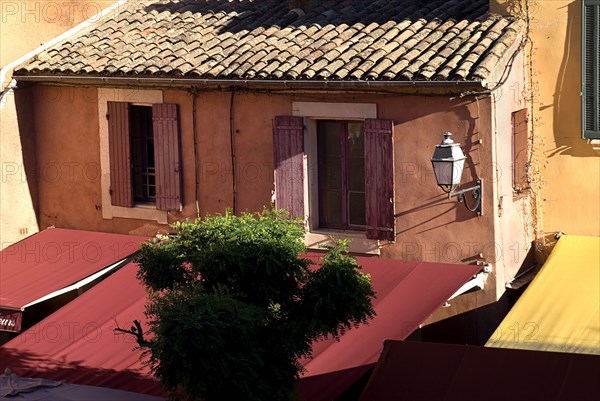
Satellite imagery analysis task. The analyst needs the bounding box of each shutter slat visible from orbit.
[107,101,133,207]
[364,119,395,241]
[153,103,182,211]
[273,116,304,220]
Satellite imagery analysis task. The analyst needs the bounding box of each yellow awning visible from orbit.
[486,235,600,355]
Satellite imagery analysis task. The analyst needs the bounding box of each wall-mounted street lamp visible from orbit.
[430,132,482,215]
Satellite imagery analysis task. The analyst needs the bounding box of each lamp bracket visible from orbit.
[449,180,482,215]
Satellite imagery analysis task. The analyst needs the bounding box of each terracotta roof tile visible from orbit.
[15,0,524,83]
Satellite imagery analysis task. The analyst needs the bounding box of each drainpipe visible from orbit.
[229,89,237,215]
[191,88,201,218]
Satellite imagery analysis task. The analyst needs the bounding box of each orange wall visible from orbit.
[490,0,600,240]
[22,84,534,315]
[0,0,115,67]
[0,0,114,248]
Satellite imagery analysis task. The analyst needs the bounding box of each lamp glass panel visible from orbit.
[433,160,455,186]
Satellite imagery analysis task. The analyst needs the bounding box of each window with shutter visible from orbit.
[273,114,395,244]
[583,0,600,139]
[106,101,182,212]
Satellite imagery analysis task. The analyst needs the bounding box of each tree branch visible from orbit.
[114,319,148,346]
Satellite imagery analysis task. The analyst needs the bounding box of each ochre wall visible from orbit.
[0,0,115,67]
[0,0,114,248]
[490,0,600,240]
[22,84,535,317]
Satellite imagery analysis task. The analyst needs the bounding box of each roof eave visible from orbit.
[12,74,489,95]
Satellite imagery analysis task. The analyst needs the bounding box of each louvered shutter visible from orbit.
[152,103,183,211]
[273,116,304,219]
[107,101,133,207]
[512,108,529,190]
[583,0,600,139]
[364,119,395,241]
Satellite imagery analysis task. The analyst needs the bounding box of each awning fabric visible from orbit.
[297,255,482,401]
[0,228,148,332]
[0,373,165,400]
[0,262,163,397]
[486,235,600,355]
[359,340,600,401]
[1,250,480,399]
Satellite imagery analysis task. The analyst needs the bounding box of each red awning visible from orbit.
[0,262,163,396]
[1,250,481,399]
[0,228,147,332]
[360,340,600,401]
[297,255,482,401]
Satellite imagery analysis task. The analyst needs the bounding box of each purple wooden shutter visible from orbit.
[365,119,395,241]
[107,101,133,207]
[512,108,529,190]
[152,103,182,211]
[273,116,304,219]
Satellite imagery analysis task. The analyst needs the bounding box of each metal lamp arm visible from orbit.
[449,180,482,215]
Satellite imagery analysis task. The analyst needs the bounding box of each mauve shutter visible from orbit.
[364,119,395,241]
[273,116,304,219]
[107,101,133,207]
[152,103,182,211]
[512,108,529,190]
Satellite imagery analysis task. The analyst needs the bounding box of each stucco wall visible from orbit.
[20,83,534,317]
[490,0,600,239]
[0,0,115,248]
[0,0,115,67]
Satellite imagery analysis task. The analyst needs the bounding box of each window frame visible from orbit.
[582,0,600,139]
[281,102,389,255]
[316,119,366,231]
[129,105,157,204]
[98,88,167,223]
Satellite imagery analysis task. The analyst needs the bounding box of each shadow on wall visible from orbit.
[13,85,40,225]
[547,1,596,158]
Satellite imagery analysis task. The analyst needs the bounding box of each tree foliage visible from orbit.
[136,209,375,401]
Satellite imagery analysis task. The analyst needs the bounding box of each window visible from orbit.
[273,115,395,242]
[107,102,182,211]
[317,120,366,229]
[583,0,599,139]
[130,106,156,203]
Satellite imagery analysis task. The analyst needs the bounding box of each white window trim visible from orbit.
[292,102,380,255]
[98,88,167,224]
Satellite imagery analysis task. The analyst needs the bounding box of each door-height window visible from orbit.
[317,120,366,230]
[130,105,156,203]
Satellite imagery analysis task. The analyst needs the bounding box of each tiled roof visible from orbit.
[16,0,525,83]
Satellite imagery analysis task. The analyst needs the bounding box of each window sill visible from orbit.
[102,204,168,224]
[304,230,380,255]
[587,139,600,153]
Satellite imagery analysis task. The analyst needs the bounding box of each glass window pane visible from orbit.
[347,122,364,158]
[320,190,343,226]
[317,121,343,157]
[347,158,365,191]
[319,156,342,190]
[348,192,366,226]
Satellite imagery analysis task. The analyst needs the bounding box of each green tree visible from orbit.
[135,209,375,401]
